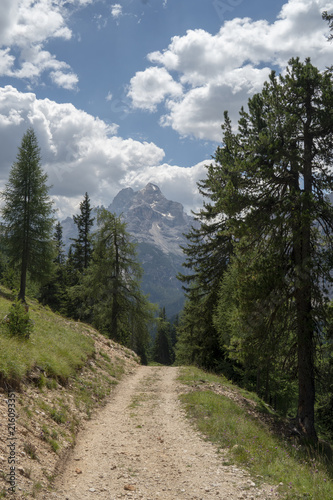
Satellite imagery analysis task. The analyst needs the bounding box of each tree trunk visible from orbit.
[19,258,27,303]
[294,109,317,441]
[295,286,316,440]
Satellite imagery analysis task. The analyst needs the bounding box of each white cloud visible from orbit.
[123,161,207,215]
[0,0,93,89]
[128,0,333,140]
[128,66,183,112]
[50,70,79,90]
[111,4,123,19]
[0,86,172,218]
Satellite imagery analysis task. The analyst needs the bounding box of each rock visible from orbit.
[124,484,136,491]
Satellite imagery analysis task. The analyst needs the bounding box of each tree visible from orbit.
[153,308,173,365]
[83,208,155,356]
[1,128,55,303]
[204,58,333,440]
[177,169,233,370]
[71,192,95,273]
[39,222,68,313]
[54,222,65,265]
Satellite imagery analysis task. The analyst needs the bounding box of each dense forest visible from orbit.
[1,55,333,443]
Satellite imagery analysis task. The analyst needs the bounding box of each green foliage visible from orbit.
[175,286,225,370]
[39,222,69,314]
[152,308,174,365]
[73,209,156,359]
[0,286,95,385]
[178,58,333,439]
[5,297,33,339]
[0,128,55,302]
[70,192,95,273]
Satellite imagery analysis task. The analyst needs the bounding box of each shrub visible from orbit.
[5,298,33,339]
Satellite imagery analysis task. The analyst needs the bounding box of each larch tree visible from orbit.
[84,208,155,356]
[1,128,55,303]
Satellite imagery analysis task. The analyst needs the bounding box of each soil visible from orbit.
[45,366,279,500]
[0,328,140,499]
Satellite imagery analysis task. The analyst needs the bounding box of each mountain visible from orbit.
[61,184,196,317]
[107,183,196,317]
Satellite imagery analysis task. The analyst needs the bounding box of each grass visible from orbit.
[0,286,95,386]
[178,366,333,500]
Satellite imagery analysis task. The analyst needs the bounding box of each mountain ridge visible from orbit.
[62,183,195,316]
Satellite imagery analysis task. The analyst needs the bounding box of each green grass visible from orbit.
[0,287,95,386]
[179,366,333,500]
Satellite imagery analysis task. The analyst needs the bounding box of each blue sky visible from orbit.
[0,0,333,218]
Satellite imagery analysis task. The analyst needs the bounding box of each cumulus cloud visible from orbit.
[0,85,206,219]
[0,0,93,89]
[128,0,333,140]
[0,86,172,217]
[128,66,183,111]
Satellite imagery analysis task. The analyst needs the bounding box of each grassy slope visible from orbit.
[0,286,140,498]
[0,289,96,387]
[178,366,333,500]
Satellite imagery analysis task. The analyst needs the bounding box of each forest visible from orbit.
[1,56,333,444]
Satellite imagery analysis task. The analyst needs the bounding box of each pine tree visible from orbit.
[205,58,333,440]
[1,128,55,303]
[54,222,65,265]
[71,192,95,273]
[39,222,67,313]
[153,308,173,365]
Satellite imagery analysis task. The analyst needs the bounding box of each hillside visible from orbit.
[0,288,140,498]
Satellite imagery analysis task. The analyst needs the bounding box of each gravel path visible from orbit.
[47,366,275,499]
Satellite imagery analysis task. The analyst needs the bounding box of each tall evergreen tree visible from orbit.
[54,222,65,265]
[39,222,68,313]
[71,192,94,272]
[198,58,333,440]
[1,128,55,303]
[153,308,173,365]
[83,208,155,355]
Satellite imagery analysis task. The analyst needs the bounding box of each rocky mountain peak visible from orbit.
[107,183,193,256]
[111,187,135,213]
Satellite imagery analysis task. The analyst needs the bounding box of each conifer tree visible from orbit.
[153,308,173,365]
[191,58,333,440]
[180,58,333,440]
[54,222,65,265]
[84,208,155,354]
[39,222,67,312]
[1,128,55,303]
[71,192,94,272]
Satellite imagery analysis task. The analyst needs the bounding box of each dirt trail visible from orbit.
[46,366,275,499]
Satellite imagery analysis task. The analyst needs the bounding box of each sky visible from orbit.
[0,0,333,219]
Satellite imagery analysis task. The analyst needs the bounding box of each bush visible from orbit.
[5,299,33,339]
